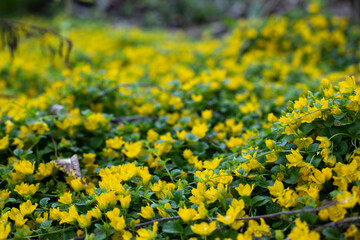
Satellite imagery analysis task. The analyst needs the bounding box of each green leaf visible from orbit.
[185,133,199,142]
[251,196,270,207]
[139,154,150,162]
[299,212,316,224]
[162,220,184,234]
[173,189,185,202]
[336,141,348,155]
[322,227,343,240]
[300,123,316,135]
[40,197,51,207]
[40,220,52,230]
[347,121,360,136]
[179,117,191,125]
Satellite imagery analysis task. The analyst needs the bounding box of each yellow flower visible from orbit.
[122,142,142,158]
[316,136,331,149]
[339,75,355,94]
[58,192,72,205]
[103,148,119,158]
[88,207,102,219]
[235,184,254,197]
[0,222,11,240]
[0,135,9,150]
[191,123,208,139]
[34,162,54,180]
[70,178,86,192]
[345,224,359,238]
[293,137,313,150]
[268,180,284,197]
[84,113,108,131]
[225,137,244,149]
[176,130,187,141]
[77,214,92,228]
[191,94,203,102]
[0,189,10,203]
[202,110,212,120]
[217,207,241,225]
[327,205,347,222]
[178,206,199,223]
[136,222,158,240]
[77,229,84,237]
[8,208,27,226]
[35,212,49,224]
[5,120,14,134]
[191,221,216,236]
[138,204,155,220]
[106,136,124,149]
[49,207,61,220]
[14,183,39,197]
[59,205,79,224]
[286,149,306,168]
[147,129,159,142]
[13,159,35,175]
[113,230,133,240]
[19,200,38,216]
[13,138,24,149]
[247,218,271,237]
[119,195,131,209]
[266,152,278,163]
[30,122,50,135]
[95,192,117,210]
[106,208,125,231]
[287,218,320,240]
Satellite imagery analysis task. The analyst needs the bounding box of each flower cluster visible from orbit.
[0,3,359,239]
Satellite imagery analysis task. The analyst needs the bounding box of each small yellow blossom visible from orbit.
[119,195,131,209]
[59,205,79,224]
[147,129,159,142]
[77,214,92,228]
[235,184,254,197]
[0,222,11,240]
[106,136,124,149]
[13,159,35,175]
[5,120,14,134]
[191,221,216,236]
[13,138,24,149]
[88,207,102,219]
[14,183,39,197]
[178,206,199,223]
[137,222,158,240]
[287,218,320,240]
[49,207,61,220]
[36,212,49,224]
[138,204,155,220]
[122,142,142,158]
[58,192,72,205]
[0,135,9,150]
[286,149,306,168]
[8,208,27,226]
[19,200,38,216]
[70,178,86,192]
[191,123,208,139]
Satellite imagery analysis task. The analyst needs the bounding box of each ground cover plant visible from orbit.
[0,4,360,240]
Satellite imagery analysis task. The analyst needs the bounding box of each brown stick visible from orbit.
[72,201,336,240]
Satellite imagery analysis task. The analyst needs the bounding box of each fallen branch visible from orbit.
[314,216,360,232]
[73,201,336,240]
[128,200,336,229]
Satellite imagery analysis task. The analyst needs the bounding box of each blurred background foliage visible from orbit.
[1,0,359,29]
